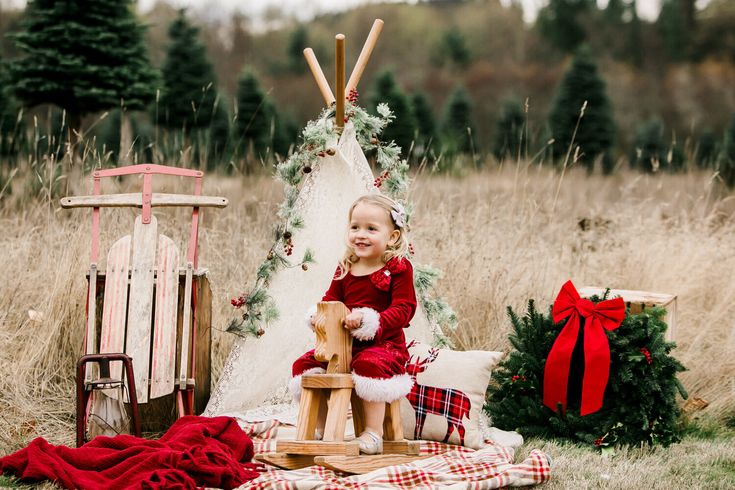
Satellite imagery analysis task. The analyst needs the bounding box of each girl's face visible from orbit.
[348,202,400,264]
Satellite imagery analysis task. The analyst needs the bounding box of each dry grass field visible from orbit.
[1,160,734,488]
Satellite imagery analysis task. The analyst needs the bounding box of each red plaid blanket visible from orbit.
[239,419,551,489]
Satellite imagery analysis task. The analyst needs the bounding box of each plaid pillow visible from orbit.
[399,340,504,449]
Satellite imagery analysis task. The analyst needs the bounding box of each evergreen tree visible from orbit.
[0,54,24,158]
[272,110,298,157]
[630,118,685,173]
[158,10,218,132]
[234,68,273,164]
[717,113,735,188]
[695,129,718,169]
[493,98,526,161]
[411,91,437,157]
[487,298,687,448]
[439,27,471,68]
[657,0,691,61]
[626,0,644,68]
[7,0,158,137]
[287,25,308,74]
[548,46,615,172]
[370,70,416,158]
[537,0,594,53]
[604,0,626,23]
[442,86,475,156]
[207,95,231,169]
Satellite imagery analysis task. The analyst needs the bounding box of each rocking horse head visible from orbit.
[313,301,352,373]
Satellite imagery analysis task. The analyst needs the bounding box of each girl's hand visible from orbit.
[344,311,364,330]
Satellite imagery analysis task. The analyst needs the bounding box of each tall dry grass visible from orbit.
[1,161,734,463]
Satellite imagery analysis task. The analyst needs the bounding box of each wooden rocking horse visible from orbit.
[258,302,426,473]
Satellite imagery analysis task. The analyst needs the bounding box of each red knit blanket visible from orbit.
[0,415,262,489]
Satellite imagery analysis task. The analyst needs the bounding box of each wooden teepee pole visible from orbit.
[303,48,336,106]
[346,19,384,95]
[335,34,345,130]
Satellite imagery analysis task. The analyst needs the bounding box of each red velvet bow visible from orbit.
[369,257,407,291]
[543,281,625,416]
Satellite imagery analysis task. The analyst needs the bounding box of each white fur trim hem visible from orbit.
[350,307,380,341]
[352,373,414,403]
[305,304,317,331]
[289,367,325,402]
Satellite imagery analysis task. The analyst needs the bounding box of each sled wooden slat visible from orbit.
[99,236,131,390]
[149,235,180,400]
[125,216,158,403]
[60,193,228,209]
[178,262,194,390]
[83,264,98,383]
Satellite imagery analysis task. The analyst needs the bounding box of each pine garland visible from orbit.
[486,295,688,449]
[228,95,456,345]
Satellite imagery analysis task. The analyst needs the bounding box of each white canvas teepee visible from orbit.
[204,122,435,416]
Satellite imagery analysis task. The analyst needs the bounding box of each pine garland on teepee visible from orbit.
[486,288,687,449]
[227,93,457,346]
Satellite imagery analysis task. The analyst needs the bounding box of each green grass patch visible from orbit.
[681,417,735,440]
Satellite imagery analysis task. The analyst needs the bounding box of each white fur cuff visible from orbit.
[350,307,380,341]
[288,367,325,402]
[352,373,414,403]
[305,304,317,331]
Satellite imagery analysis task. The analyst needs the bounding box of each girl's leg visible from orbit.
[362,399,386,437]
[350,345,412,453]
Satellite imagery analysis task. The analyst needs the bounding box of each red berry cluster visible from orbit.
[317,151,326,157]
[283,238,294,256]
[373,170,390,188]
[593,437,603,447]
[231,296,245,308]
[408,243,415,255]
[640,347,653,365]
[343,111,355,123]
[511,375,527,383]
[347,88,359,103]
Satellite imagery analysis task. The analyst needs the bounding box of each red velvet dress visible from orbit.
[290,257,417,403]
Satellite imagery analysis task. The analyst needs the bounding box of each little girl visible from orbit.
[289,194,416,455]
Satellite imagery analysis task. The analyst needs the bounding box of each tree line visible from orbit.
[0,0,734,185]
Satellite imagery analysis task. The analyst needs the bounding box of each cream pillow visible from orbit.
[399,340,504,449]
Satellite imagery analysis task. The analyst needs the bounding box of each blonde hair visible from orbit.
[336,194,410,279]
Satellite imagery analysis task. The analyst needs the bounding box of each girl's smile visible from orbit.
[348,202,400,266]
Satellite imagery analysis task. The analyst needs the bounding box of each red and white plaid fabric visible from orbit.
[237,419,551,489]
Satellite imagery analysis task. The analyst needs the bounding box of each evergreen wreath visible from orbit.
[227,95,457,346]
[486,293,688,449]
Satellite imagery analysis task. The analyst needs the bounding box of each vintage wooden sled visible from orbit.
[62,164,227,446]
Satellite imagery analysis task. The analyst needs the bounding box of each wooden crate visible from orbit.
[578,287,677,341]
[88,269,212,432]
